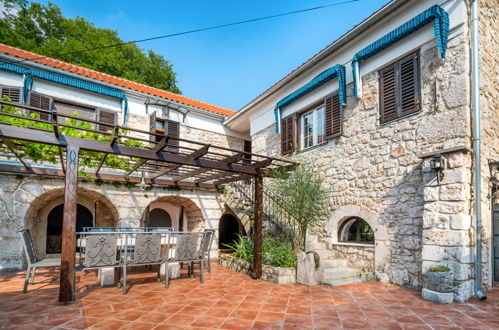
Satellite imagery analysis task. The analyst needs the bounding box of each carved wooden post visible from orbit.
[59,145,79,303]
[252,175,263,279]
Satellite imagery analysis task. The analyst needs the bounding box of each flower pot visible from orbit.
[423,270,454,293]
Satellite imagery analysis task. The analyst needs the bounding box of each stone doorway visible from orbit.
[46,204,93,254]
[147,208,173,228]
[219,213,242,250]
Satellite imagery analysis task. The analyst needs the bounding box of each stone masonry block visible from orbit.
[423,229,471,247]
[422,288,453,304]
[449,214,472,230]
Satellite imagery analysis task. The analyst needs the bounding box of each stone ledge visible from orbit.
[219,254,296,285]
[422,288,454,304]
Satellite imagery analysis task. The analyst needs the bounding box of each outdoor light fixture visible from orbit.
[137,172,150,190]
[430,153,443,184]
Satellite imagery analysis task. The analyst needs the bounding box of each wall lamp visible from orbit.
[430,153,444,184]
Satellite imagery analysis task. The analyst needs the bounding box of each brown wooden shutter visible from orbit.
[149,111,157,142]
[280,115,296,156]
[29,92,51,120]
[324,92,343,139]
[1,87,21,103]
[399,52,420,116]
[379,63,397,124]
[97,109,116,132]
[166,120,180,152]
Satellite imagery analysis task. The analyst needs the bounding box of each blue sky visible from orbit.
[39,0,390,110]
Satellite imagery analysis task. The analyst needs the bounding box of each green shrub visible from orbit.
[224,235,253,262]
[263,238,297,268]
[225,235,297,268]
[427,265,450,272]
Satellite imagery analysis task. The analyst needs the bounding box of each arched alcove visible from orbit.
[141,195,205,232]
[218,213,242,249]
[46,204,93,254]
[148,208,173,228]
[24,188,119,258]
[338,217,374,244]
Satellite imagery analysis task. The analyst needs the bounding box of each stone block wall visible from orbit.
[0,174,225,271]
[251,30,473,289]
[478,0,499,288]
[421,151,474,302]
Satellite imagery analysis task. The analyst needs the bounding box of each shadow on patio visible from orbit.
[0,263,498,329]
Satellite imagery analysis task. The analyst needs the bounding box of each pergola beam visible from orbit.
[151,145,210,180]
[126,136,168,176]
[0,163,219,189]
[213,174,254,185]
[0,124,260,175]
[252,175,263,279]
[95,127,119,175]
[0,137,30,169]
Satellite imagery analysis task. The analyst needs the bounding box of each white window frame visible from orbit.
[300,105,325,150]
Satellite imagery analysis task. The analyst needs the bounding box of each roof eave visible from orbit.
[224,0,410,126]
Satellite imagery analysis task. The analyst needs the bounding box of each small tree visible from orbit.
[269,163,330,252]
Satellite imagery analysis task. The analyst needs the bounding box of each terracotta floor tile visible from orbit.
[220,317,255,329]
[191,316,226,328]
[0,264,497,330]
[231,309,259,320]
[162,314,198,326]
[256,311,286,322]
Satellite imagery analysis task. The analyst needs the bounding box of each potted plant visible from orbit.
[422,265,454,303]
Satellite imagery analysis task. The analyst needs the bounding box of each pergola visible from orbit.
[0,100,294,303]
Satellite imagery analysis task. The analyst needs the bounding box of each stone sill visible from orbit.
[332,242,375,248]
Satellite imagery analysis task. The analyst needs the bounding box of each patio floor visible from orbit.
[0,263,498,329]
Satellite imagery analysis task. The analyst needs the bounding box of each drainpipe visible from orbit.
[471,0,486,301]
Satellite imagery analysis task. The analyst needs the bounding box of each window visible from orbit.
[379,52,420,124]
[301,106,325,149]
[1,86,21,104]
[149,112,180,152]
[54,101,95,122]
[339,217,374,244]
[280,91,342,155]
[29,92,51,120]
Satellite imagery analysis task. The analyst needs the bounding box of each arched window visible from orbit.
[148,208,172,228]
[339,217,374,244]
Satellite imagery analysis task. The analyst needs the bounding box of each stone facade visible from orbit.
[0,174,225,271]
[251,28,483,298]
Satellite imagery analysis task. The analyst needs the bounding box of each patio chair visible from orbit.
[20,230,61,293]
[164,232,205,287]
[121,232,164,294]
[75,233,121,290]
[190,229,215,273]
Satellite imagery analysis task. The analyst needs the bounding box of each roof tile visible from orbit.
[0,43,235,117]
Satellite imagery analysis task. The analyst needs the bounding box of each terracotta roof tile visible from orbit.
[0,43,235,117]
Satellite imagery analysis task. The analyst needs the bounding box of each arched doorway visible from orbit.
[46,204,94,254]
[219,213,241,249]
[148,208,173,228]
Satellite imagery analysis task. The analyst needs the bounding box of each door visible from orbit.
[494,208,499,281]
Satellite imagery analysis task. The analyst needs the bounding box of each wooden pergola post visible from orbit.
[58,145,79,303]
[252,175,263,279]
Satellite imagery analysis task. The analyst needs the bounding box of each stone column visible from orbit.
[421,151,474,302]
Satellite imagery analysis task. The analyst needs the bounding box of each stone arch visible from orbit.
[24,187,119,258]
[325,204,389,282]
[140,196,205,232]
[325,205,386,245]
[218,212,244,249]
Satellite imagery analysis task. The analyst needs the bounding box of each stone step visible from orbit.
[305,235,319,244]
[305,241,326,250]
[322,259,347,268]
[324,277,366,287]
[323,268,359,281]
[314,249,336,261]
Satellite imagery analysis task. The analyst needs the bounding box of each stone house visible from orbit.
[0,0,497,304]
[225,0,498,302]
[0,44,250,270]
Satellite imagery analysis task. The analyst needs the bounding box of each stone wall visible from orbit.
[0,174,224,271]
[421,150,474,302]
[219,254,296,285]
[251,31,472,289]
[478,0,499,289]
[330,244,375,279]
